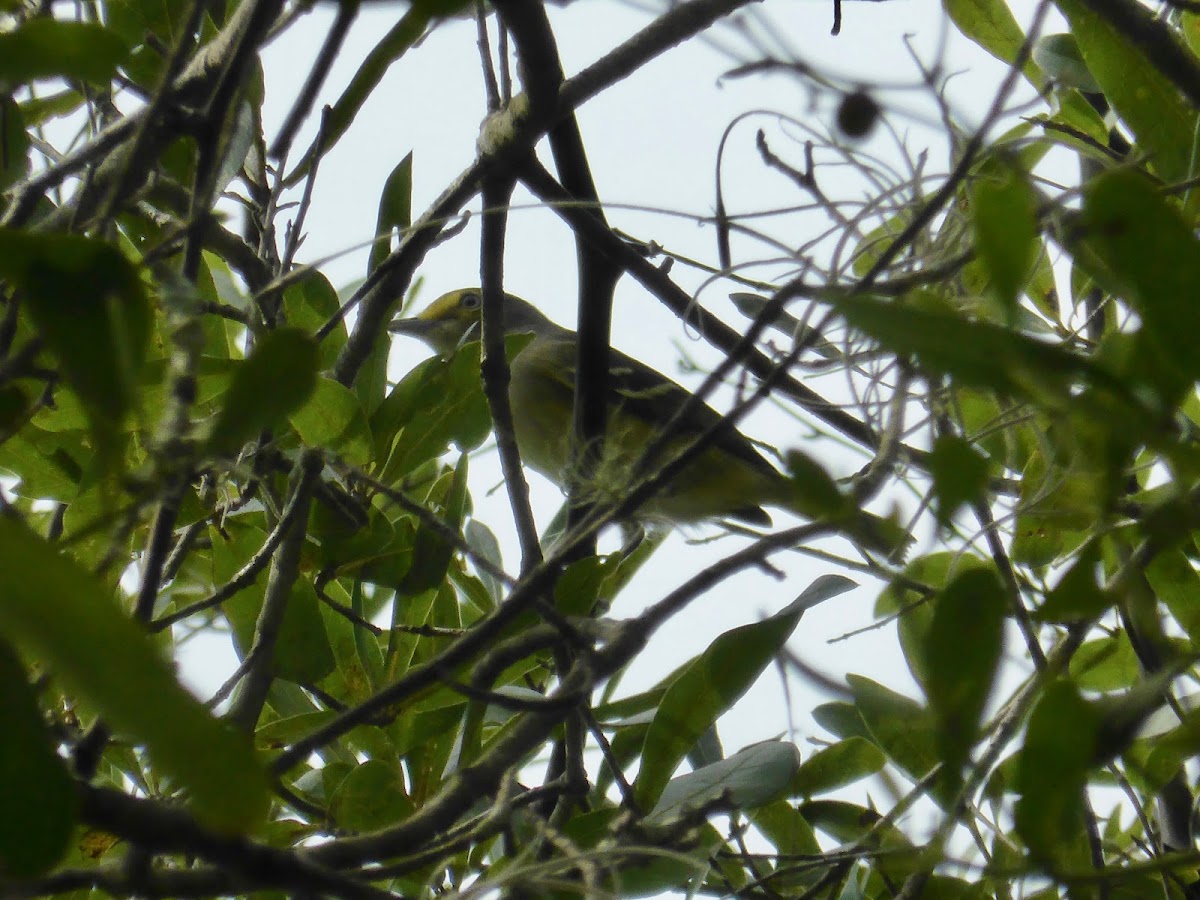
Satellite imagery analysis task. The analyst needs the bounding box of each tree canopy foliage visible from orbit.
[2,0,1200,897]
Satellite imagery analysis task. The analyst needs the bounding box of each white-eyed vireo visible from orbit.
[389,289,902,550]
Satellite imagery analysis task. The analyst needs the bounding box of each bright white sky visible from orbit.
[181,0,1059,810]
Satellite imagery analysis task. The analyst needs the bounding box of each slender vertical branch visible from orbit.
[480,176,543,572]
[226,450,322,732]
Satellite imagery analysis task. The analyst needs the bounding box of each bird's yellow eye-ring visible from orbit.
[459,291,481,310]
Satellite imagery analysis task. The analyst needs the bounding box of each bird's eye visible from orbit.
[459,292,481,310]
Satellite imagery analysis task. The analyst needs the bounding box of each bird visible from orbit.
[388,288,903,551]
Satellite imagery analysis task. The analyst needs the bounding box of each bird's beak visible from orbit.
[387,317,436,337]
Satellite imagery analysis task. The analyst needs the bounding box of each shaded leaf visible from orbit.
[848,675,941,791]
[1147,549,1200,645]
[929,434,989,526]
[1033,33,1100,93]
[0,20,127,85]
[290,377,373,466]
[876,552,990,695]
[0,230,150,462]
[283,273,347,370]
[971,161,1038,316]
[1058,0,1198,185]
[838,294,1099,403]
[789,736,886,797]
[206,328,319,456]
[0,516,268,832]
[0,97,30,190]
[1015,681,1098,868]
[464,518,505,606]
[812,700,871,742]
[330,760,412,832]
[0,638,77,876]
[396,455,469,596]
[286,11,428,186]
[370,152,413,274]
[1069,632,1140,692]
[924,567,1006,784]
[554,553,620,618]
[1082,170,1200,406]
[634,575,852,808]
[783,449,850,519]
[752,801,822,865]
[1035,540,1109,622]
[375,334,528,481]
[647,741,801,823]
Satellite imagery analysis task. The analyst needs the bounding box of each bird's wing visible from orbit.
[529,336,781,479]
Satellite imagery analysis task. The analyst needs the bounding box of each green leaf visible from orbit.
[1032,34,1100,93]
[19,88,85,127]
[559,813,719,897]
[216,523,336,685]
[395,455,469,597]
[1035,540,1110,622]
[293,761,352,806]
[929,434,989,526]
[0,230,150,462]
[285,11,429,186]
[782,449,850,518]
[943,0,1043,88]
[205,328,319,456]
[0,516,268,832]
[1069,632,1140,692]
[1146,549,1200,645]
[730,291,842,359]
[847,675,941,790]
[374,337,518,482]
[812,700,871,742]
[0,20,127,85]
[851,209,913,277]
[835,295,1138,422]
[751,800,822,858]
[356,155,415,416]
[1058,0,1198,185]
[0,97,30,190]
[289,377,373,466]
[1015,680,1099,869]
[370,152,413,274]
[923,567,1006,785]
[0,430,83,500]
[1142,710,1200,794]
[330,760,412,832]
[554,554,620,618]
[0,638,77,876]
[1082,170,1200,406]
[1051,89,1110,148]
[464,518,505,606]
[798,800,917,880]
[970,161,1038,316]
[789,736,887,797]
[647,741,802,823]
[283,273,347,370]
[877,552,991,694]
[634,575,853,808]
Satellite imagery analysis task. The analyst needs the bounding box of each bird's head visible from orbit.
[388,288,555,355]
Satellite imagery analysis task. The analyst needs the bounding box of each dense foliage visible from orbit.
[2,0,1200,897]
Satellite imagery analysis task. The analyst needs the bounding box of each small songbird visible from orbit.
[389,288,903,551]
